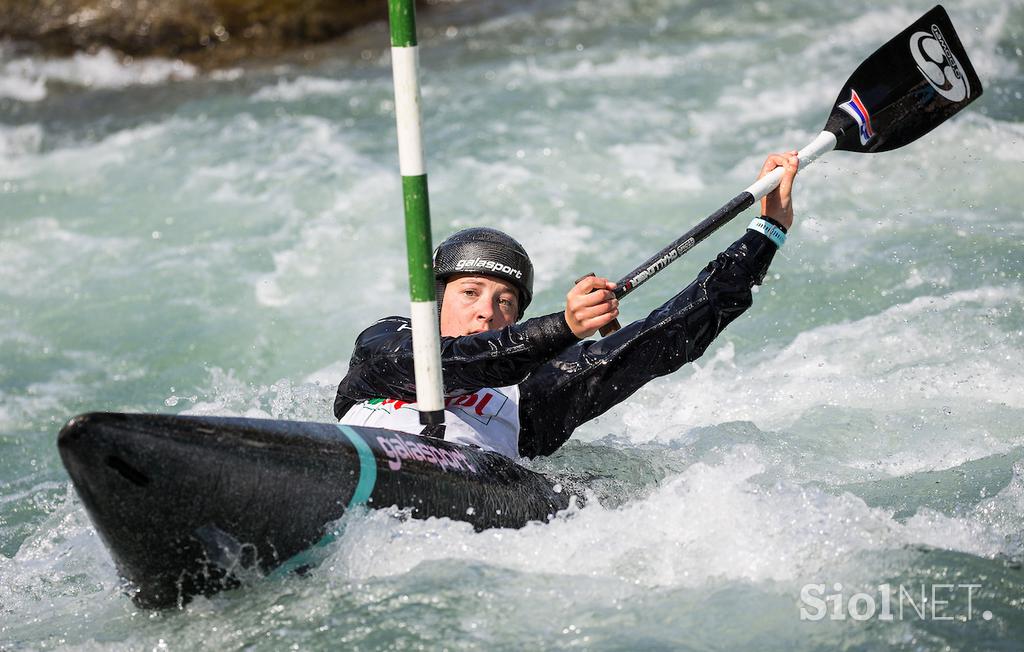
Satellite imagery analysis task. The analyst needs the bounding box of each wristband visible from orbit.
[747,217,787,248]
[761,215,788,233]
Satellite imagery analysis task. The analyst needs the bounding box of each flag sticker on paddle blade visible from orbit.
[838,89,875,146]
[910,25,971,102]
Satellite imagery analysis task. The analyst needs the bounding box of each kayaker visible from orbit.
[335,152,799,458]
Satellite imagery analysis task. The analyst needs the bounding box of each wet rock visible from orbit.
[0,0,429,66]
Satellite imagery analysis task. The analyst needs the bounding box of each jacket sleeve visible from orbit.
[517,229,780,458]
[334,312,579,418]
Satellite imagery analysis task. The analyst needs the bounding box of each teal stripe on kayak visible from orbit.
[268,425,378,579]
[337,424,377,507]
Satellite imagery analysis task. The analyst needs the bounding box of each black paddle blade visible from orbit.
[824,5,982,153]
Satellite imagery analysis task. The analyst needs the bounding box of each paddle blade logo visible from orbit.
[838,89,875,146]
[910,26,970,102]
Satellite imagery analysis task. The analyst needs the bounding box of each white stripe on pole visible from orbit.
[391,46,426,177]
[743,130,838,201]
[409,300,444,411]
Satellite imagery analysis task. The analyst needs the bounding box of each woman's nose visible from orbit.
[476,297,494,321]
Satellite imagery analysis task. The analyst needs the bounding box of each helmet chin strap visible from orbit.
[435,279,447,321]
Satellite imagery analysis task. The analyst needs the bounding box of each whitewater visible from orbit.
[2,0,1022,649]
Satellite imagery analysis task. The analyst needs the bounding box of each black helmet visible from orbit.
[433,227,534,319]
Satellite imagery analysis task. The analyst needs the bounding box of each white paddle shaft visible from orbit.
[744,131,838,201]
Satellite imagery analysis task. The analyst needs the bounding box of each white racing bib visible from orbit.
[339,385,521,459]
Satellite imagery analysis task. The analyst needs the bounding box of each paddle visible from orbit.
[601,4,982,320]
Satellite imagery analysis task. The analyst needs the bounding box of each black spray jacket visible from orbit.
[335,229,779,458]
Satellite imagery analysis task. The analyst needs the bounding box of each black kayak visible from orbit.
[57,412,569,608]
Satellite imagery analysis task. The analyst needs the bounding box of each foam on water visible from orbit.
[0,48,195,103]
[613,286,1024,463]
[0,488,127,646]
[315,441,1024,597]
[0,123,43,158]
[326,447,883,589]
[607,141,705,193]
[184,370,337,422]
[2,439,1018,647]
[502,50,687,83]
[0,216,139,297]
[0,120,171,183]
[250,75,361,102]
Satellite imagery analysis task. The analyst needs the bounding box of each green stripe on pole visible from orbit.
[388,0,418,47]
[402,174,434,301]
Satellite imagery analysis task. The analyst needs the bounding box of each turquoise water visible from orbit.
[2,0,1023,648]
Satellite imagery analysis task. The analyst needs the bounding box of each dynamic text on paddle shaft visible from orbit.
[624,238,695,291]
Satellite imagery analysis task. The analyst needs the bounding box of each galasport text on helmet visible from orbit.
[433,228,534,319]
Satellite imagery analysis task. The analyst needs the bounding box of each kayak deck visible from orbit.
[58,412,569,608]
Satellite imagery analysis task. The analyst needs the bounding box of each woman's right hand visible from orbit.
[564,276,618,339]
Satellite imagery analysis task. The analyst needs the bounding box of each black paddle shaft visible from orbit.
[613,192,754,300]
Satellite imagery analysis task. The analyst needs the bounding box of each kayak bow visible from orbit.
[58,412,568,608]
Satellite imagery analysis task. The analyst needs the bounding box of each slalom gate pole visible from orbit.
[388,0,445,425]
